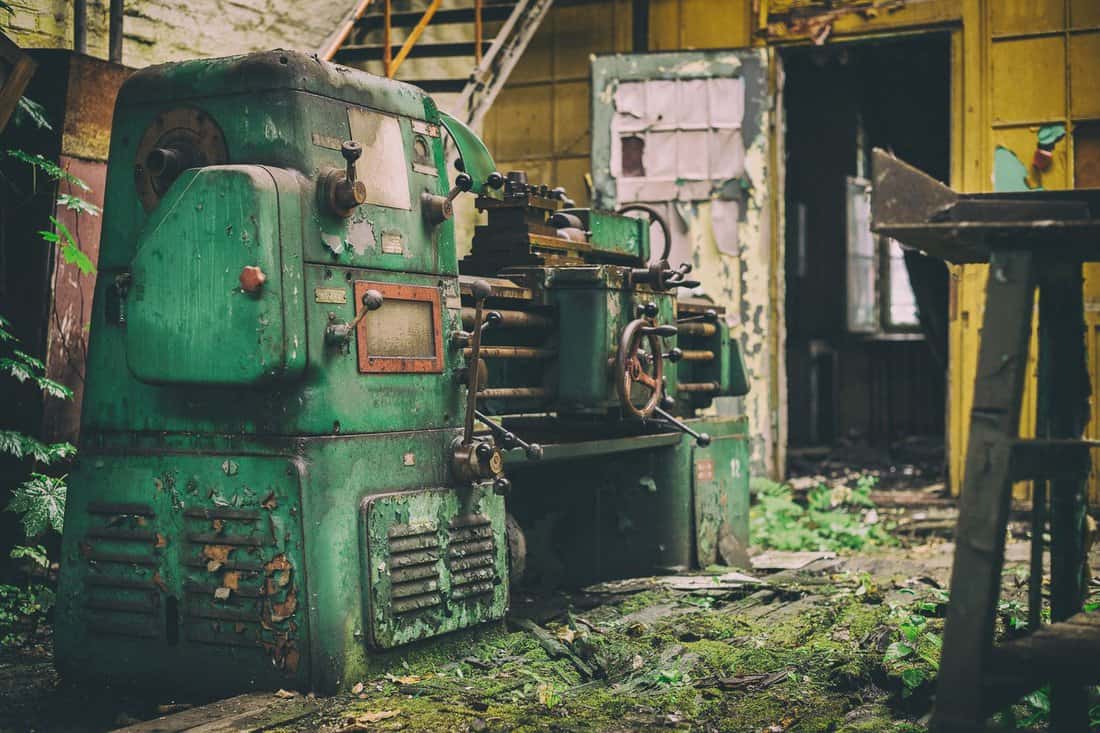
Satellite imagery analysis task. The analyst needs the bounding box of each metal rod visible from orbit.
[389,0,442,78]
[461,308,551,330]
[462,292,486,445]
[632,0,649,53]
[477,387,547,400]
[73,0,88,54]
[678,349,715,362]
[652,406,709,447]
[383,0,392,76]
[474,0,483,65]
[677,322,716,337]
[677,381,720,393]
[108,0,123,63]
[320,0,375,61]
[462,346,555,360]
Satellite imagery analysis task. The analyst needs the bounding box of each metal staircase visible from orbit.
[321,0,553,128]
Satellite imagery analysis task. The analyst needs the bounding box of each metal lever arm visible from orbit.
[474,411,543,460]
[653,406,711,447]
[461,280,494,446]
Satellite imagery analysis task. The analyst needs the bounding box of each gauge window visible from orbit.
[347,107,412,210]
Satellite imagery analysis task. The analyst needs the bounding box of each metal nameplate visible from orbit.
[311,133,343,150]
[381,231,405,255]
[314,287,347,304]
[411,120,441,138]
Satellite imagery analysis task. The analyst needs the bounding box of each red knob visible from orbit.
[239,266,266,293]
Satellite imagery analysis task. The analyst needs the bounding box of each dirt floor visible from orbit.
[1,476,1096,732]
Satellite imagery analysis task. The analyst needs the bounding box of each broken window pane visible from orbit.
[885,238,919,328]
[621,136,645,177]
[846,177,878,333]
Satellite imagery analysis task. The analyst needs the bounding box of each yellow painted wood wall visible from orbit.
[480,0,752,208]
[949,0,1100,502]
[483,0,1100,494]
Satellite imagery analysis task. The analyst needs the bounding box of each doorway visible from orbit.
[782,34,951,483]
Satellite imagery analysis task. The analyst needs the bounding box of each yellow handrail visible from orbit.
[383,0,392,76]
[387,0,443,78]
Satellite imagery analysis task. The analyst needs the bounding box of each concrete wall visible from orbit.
[3,0,351,66]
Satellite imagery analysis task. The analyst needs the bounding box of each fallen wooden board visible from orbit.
[112,692,318,733]
[751,551,837,571]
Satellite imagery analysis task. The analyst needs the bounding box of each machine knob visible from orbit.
[475,442,494,461]
[239,266,267,293]
[454,172,473,194]
[696,433,712,448]
[326,140,367,215]
[470,279,493,302]
[641,302,659,318]
[492,477,511,496]
[362,289,384,311]
[525,443,544,461]
[666,348,683,363]
[486,171,504,190]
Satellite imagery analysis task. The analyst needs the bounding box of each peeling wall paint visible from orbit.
[4,0,349,68]
[592,50,782,478]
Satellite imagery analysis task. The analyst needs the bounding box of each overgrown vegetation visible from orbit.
[750,475,894,552]
[1,106,97,650]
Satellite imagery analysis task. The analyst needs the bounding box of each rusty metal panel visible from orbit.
[361,485,507,649]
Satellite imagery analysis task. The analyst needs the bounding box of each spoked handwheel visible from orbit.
[615,316,664,418]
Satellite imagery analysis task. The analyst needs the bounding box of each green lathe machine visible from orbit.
[55,50,751,694]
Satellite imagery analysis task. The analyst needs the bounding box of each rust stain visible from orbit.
[271,590,297,622]
[222,571,240,590]
[152,571,168,592]
[203,544,233,571]
[154,532,167,549]
[265,554,291,573]
[262,491,278,510]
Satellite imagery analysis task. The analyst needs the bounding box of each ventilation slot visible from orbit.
[182,506,270,648]
[81,502,161,639]
[447,514,498,602]
[388,522,442,616]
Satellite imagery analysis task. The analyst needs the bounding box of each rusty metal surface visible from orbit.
[871,148,1100,264]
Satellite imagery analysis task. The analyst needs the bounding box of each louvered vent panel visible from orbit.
[81,502,161,639]
[447,513,498,601]
[388,521,443,615]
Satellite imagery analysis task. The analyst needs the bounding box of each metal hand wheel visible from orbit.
[614,316,665,418]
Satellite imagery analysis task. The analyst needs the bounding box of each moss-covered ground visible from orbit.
[274,553,955,732]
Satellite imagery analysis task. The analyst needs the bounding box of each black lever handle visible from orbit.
[475,410,543,460]
[640,324,678,338]
[461,280,493,446]
[653,406,711,447]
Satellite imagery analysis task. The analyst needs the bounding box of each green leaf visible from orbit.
[34,376,73,400]
[6,473,67,537]
[10,544,49,569]
[45,217,97,275]
[1,357,34,383]
[57,194,100,216]
[884,641,914,662]
[0,430,74,464]
[14,97,51,130]
[900,667,925,690]
[899,624,920,642]
[7,150,90,190]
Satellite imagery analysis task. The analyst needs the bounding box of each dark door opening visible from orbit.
[782,34,951,483]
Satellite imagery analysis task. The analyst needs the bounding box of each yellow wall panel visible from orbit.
[680,0,750,49]
[1070,31,1100,119]
[1070,0,1100,28]
[508,15,556,84]
[991,35,1067,124]
[489,85,555,161]
[553,80,592,157]
[991,0,1065,36]
[650,0,682,50]
[554,3,621,79]
[992,125,1071,190]
[554,156,593,207]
